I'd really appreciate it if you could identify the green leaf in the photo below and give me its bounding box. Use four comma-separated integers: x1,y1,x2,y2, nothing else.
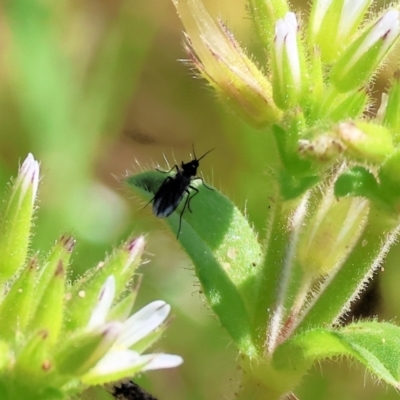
279,171,320,200
126,171,261,357
334,166,379,199
274,321,400,387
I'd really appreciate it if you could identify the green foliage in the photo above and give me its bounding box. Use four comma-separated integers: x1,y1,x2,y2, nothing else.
275,321,400,387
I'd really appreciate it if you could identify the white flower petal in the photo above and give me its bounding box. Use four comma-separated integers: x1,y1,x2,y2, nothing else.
345,10,400,73
14,153,40,208
275,12,301,90
142,353,184,371
311,0,333,36
117,300,171,348
89,350,182,379
339,0,371,40
284,13,300,88
87,275,116,330
92,349,144,375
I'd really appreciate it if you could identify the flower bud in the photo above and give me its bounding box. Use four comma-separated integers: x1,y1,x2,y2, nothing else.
173,0,282,127
272,12,308,109
308,0,372,62
298,189,369,277
0,154,39,282
334,121,394,163
331,9,400,92
381,71,400,134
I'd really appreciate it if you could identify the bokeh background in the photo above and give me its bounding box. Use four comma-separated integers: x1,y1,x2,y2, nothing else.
1,0,400,399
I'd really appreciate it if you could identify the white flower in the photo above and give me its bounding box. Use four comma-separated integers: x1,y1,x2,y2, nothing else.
82,276,183,384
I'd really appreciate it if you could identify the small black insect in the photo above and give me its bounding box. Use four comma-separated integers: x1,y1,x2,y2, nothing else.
151,147,213,238
112,380,157,400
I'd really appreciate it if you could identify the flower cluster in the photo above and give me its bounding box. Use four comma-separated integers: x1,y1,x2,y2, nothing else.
150,1,400,399
173,0,400,205
0,154,182,400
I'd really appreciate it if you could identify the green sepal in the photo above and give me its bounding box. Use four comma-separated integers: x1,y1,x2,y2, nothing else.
330,10,399,93
379,149,400,205
247,0,289,46
293,211,398,333
108,282,140,322
54,325,119,376
307,47,324,121
383,72,400,136
274,321,400,387
308,0,371,63
0,257,37,340
14,330,52,383
0,341,11,373
298,195,369,277
336,121,394,164
0,172,36,283
126,171,260,357
327,89,369,121
29,261,66,344
65,237,144,331
31,235,74,317
334,166,379,200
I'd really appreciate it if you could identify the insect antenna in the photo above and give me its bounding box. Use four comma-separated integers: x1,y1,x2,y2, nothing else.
197,148,214,161
191,144,215,162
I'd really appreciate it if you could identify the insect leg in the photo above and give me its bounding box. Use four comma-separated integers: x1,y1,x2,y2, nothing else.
187,186,199,213
156,164,180,174
193,177,213,191
177,191,191,239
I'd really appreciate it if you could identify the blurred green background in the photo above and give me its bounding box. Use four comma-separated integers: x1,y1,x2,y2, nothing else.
1,0,399,399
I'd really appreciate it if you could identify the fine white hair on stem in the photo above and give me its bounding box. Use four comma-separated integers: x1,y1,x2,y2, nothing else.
266,191,311,354
333,222,400,324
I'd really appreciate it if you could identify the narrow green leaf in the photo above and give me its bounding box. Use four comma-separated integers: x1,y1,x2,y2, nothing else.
334,166,380,200
274,321,400,387
126,171,261,357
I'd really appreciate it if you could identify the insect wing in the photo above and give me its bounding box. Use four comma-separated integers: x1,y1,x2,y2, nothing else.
152,175,187,217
